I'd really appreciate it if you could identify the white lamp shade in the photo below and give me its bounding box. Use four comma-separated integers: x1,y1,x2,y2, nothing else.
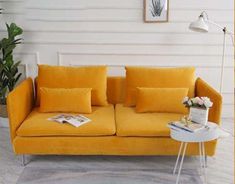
189,16,209,33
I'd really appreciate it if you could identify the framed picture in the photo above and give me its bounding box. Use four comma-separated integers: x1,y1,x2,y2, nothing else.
144,0,169,23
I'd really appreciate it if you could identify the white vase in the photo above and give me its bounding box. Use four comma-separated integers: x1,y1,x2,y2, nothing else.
189,107,209,125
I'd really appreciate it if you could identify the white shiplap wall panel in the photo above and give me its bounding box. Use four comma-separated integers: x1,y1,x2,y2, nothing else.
0,0,233,118
14,52,39,78
19,33,235,46
25,0,233,10
1,22,233,34
25,9,233,22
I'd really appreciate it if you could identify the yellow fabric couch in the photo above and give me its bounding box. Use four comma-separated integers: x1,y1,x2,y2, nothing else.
7,75,222,156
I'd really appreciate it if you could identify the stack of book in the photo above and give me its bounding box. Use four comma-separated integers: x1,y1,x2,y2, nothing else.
168,121,205,133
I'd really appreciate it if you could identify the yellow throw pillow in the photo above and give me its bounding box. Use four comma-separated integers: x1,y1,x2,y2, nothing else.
37,65,108,106
125,67,195,106
39,88,92,113
136,88,189,114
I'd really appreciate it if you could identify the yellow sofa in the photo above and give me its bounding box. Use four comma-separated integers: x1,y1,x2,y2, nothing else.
7,72,222,157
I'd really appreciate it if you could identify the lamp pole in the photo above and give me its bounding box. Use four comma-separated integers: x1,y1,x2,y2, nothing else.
219,27,227,94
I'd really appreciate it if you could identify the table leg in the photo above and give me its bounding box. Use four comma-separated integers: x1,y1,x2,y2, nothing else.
173,142,184,174
176,142,188,184
199,142,203,175
202,142,207,184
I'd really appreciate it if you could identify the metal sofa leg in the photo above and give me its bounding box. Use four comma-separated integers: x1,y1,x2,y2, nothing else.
21,155,26,166
205,155,208,168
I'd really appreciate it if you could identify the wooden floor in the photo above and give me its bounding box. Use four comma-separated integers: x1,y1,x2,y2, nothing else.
0,118,233,184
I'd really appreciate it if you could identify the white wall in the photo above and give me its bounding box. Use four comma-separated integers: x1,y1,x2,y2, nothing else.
0,0,234,118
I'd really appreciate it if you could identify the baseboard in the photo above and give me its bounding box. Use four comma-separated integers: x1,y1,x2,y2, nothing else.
0,118,9,128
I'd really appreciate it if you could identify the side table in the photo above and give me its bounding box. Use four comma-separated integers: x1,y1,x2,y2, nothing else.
170,122,220,184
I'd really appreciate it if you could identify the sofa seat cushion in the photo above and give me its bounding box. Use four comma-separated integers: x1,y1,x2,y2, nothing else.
17,105,115,137
115,104,185,137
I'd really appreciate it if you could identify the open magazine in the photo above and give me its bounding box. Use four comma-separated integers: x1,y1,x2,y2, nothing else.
168,121,205,133
48,114,91,128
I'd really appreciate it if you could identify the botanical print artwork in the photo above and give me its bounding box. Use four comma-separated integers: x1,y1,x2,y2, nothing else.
150,0,165,17
144,0,168,22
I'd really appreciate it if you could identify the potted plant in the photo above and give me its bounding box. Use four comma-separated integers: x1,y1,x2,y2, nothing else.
0,23,23,117
182,96,213,125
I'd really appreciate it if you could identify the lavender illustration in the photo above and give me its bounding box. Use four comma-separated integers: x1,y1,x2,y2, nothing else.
150,0,165,17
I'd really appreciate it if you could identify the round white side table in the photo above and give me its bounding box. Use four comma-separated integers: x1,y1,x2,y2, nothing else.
170,121,220,184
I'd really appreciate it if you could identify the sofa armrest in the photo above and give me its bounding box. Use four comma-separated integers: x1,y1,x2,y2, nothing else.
195,78,222,125
7,78,34,142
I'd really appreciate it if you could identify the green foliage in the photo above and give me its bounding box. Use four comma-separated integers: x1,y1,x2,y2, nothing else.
0,23,23,105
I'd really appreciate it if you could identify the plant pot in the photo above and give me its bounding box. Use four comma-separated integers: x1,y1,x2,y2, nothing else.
0,104,8,118
189,107,209,125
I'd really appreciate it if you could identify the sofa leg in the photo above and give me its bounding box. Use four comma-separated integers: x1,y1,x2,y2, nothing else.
205,155,207,168
21,155,26,167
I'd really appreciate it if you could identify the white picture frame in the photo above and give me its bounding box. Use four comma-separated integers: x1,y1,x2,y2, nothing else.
144,0,169,23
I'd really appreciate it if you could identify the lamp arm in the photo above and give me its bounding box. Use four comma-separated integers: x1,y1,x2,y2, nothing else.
205,19,234,46
206,20,225,31
201,11,234,35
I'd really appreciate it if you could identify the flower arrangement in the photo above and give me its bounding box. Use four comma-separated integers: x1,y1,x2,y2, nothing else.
182,96,213,109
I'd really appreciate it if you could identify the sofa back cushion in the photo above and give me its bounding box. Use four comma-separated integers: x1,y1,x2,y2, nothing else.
125,67,196,106
107,77,126,104
39,87,92,113
37,65,108,106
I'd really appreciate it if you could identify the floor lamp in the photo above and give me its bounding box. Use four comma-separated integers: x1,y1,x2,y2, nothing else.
189,11,234,94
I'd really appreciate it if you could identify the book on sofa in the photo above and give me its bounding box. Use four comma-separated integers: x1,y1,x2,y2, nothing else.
48,114,91,127
168,121,205,133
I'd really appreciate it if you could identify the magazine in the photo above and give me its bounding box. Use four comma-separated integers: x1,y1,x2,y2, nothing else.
48,114,91,128
168,121,205,133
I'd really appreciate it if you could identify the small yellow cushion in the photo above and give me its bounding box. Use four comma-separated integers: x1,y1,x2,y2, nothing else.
39,88,92,113
37,65,108,106
136,88,188,114
125,67,195,106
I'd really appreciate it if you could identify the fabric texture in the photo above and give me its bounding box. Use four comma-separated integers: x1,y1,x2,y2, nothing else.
195,78,222,124
17,105,115,137
13,136,216,156
115,104,185,137
136,88,188,114
107,77,126,104
39,87,92,113
37,65,108,106
7,78,34,142
125,67,196,106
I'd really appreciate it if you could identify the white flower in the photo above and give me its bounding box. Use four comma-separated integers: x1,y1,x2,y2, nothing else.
204,100,213,108
201,97,210,101
191,97,198,104
182,96,189,103
201,97,213,108
187,100,192,106
197,98,204,105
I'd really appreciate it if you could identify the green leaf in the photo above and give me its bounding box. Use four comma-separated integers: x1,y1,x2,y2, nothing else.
0,23,23,98
8,23,23,38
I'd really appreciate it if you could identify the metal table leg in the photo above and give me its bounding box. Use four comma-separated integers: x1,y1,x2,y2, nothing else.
176,142,188,184
202,142,207,184
173,142,184,174
199,142,203,175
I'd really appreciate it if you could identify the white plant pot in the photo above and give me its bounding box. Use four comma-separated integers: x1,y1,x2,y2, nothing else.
189,107,209,125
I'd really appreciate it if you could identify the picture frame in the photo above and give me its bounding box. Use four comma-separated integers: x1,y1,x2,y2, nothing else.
144,0,169,23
